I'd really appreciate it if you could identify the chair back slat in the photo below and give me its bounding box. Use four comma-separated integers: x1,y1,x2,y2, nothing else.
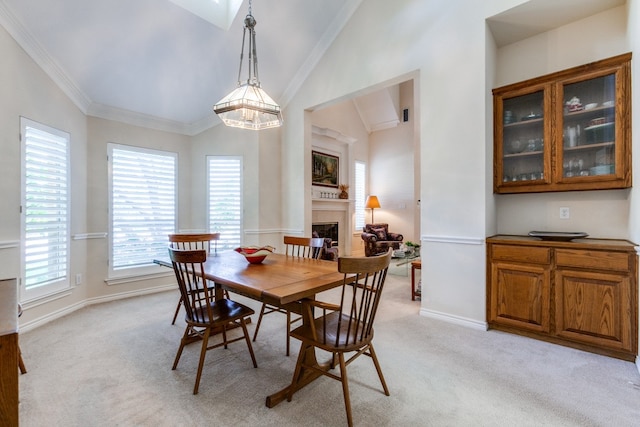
332,250,392,347
284,235,324,259
169,233,220,255
169,248,212,324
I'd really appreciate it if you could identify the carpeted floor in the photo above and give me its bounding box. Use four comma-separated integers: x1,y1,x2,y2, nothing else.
18,274,640,426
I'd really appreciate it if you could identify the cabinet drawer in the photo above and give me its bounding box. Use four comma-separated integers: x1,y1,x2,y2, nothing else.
491,245,550,264
556,249,630,272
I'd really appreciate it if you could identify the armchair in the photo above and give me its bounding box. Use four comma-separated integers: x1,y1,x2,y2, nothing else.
361,223,403,257
312,231,339,261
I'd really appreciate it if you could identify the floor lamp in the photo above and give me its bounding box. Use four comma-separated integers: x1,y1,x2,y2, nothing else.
365,195,381,223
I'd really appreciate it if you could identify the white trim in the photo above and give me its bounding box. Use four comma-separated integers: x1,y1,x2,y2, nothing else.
280,0,363,107
19,285,175,333
421,235,485,245
0,241,20,249
420,308,488,331
73,233,107,240
105,271,174,286
0,3,91,113
244,228,291,235
20,287,72,309
311,125,357,144
636,355,640,375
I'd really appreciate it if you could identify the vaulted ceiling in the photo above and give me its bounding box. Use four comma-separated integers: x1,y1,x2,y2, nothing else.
0,0,626,135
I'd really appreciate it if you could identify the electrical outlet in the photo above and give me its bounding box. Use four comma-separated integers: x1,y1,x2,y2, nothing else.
559,207,570,219
75,273,82,285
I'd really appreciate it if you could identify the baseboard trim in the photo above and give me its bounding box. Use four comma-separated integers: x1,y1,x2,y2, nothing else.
19,284,175,333
419,307,488,331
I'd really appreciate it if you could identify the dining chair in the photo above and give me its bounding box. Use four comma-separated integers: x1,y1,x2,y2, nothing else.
252,235,324,356
286,249,392,427
18,304,26,374
169,247,257,394
168,233,223,325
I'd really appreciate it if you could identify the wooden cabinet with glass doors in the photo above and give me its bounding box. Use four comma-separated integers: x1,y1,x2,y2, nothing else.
493,53,631,194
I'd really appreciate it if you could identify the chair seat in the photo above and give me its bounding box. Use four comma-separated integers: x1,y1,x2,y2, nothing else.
290,311,372,353
190,299,255,325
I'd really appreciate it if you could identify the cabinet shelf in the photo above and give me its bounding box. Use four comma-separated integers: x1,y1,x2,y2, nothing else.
493,53,631,193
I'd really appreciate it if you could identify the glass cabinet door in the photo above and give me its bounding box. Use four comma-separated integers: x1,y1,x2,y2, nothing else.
559,73,617,180
500,90,546,184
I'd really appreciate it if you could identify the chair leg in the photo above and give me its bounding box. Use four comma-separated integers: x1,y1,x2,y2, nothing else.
367,343,390,396
285,311,291,356
193,327,212,395
338,353,353,427
239,319,258,368
172,326,190,370
18,346,27,374
171,295,183,325
252,303,267,342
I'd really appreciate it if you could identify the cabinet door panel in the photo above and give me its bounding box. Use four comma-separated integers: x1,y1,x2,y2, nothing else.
490,262,550,332
555,269,632,352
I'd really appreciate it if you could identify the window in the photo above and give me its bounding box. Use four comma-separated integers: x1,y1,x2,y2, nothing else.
354,161,366,230
207,156,242,250
21,117,70,300
108,144,177,276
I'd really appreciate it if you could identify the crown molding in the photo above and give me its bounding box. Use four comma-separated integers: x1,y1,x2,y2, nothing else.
87,103,221,136
0,3,222,136
280,0,363,108
0,2,91,113
312,125,357,144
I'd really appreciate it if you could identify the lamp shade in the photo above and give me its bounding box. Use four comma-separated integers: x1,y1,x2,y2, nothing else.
365,195,381,209
213,83,283,130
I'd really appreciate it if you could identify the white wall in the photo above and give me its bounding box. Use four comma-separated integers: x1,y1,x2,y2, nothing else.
85,117,190,300
190,122,284,249
283,0,498,327
0,23,89,324
494,6,632,239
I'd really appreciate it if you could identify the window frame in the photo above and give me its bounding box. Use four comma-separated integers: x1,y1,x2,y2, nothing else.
20,117,71,302
354,160,366,231
107,143,178,279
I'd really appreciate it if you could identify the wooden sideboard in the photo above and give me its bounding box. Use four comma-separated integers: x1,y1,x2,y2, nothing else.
486,235,638,361
0,278,19,426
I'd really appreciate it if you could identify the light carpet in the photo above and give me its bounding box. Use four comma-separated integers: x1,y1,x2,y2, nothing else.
18,274,640,426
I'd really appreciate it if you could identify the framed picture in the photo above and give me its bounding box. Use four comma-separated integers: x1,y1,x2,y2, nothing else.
312,150,339,188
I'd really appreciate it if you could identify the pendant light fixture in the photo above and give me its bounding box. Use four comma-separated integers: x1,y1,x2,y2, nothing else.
213,0,283,130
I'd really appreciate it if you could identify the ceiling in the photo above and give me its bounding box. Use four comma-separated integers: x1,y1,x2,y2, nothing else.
487,0,626,47
0,0,362,134
0,0,627,135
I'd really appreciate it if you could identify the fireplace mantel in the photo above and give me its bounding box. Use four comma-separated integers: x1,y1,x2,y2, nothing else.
312,198,352,210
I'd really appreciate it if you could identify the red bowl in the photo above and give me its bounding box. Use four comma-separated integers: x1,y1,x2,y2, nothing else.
234,246,274,264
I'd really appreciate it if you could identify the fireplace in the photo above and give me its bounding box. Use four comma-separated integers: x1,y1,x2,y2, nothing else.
312,222,338,246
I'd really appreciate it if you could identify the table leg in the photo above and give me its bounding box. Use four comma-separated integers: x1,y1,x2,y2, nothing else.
265,344,328,407
265,297,327,408
411,264,416,301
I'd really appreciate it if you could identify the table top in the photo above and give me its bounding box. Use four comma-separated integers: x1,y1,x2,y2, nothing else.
158,250,346,306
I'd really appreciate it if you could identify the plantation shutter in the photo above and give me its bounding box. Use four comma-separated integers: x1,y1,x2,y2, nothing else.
109,145,176,269
22,120,70,292
354,161,366,230
207,156,242,250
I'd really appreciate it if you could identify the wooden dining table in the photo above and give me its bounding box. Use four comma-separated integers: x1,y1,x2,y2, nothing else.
155,249,349,407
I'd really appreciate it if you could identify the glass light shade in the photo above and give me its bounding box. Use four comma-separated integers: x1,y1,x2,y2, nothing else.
213,83,283,130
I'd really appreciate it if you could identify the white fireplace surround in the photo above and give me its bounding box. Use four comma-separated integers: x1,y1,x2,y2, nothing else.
312,198,352,256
